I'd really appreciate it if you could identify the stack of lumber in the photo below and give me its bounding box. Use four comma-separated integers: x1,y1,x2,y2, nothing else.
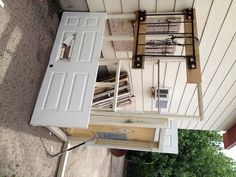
93,72,133,108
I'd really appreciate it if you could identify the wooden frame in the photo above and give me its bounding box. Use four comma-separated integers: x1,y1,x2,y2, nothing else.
98,10,204,120
45,10,204,142
33,10,204,177
67,128,167,153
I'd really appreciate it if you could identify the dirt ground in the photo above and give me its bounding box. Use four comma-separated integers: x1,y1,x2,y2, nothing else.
65,146,125,177
0,1,124,177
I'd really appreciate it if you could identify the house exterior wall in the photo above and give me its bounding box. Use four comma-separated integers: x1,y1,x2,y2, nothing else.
85,0,236,131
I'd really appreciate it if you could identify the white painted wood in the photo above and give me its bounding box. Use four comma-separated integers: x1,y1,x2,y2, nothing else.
47,127,68,142
156,0,177,114
141,69,145,111
140,0,156,12
178,84,196,129
195,66,236,130
174,0,193,11
103,0,123,74
158,128,167,151
187,0,233,129
130,69,143,111
143,65,153,111
156,0,175,12
112,60,121,111
169,62,186,114
154,128,160,142
87,0,115,70
202,81,236,130
90,115,169,128
163,63,178,101
197,84,204,120
164,16,184,121
172,0,211,128
201,64,236,129
171,0,194,129
185,0,220,129
106,13,135,20
198,36,236,128
217,106,236,131
158,62,166,89
30,12,106,128
208,71,236,130
210,97,236,130
199,0,232,68
57,142,70,177
185,0,230,119
91,110,200,120
121,0,139,13
104,0,122,13
102,22,116,60
178,85,196,114
104,34,171,41
86,0,105,11
99,57,186,64
193,0,213,38
181,84,204,129
190,0,236,130
201,1,236,95
158,121,178,154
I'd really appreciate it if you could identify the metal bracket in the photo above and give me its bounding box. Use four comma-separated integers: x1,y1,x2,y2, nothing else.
184,8,193,20
133,55,143,68
187,57,197,69
139,10,146,21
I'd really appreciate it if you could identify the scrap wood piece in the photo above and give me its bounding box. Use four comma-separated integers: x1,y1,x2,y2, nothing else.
184,8,201,83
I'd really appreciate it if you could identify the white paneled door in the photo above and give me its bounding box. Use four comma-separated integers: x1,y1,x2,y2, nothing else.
30,12,106,128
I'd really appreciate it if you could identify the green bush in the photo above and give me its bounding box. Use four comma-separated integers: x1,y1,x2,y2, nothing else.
125,130,236,177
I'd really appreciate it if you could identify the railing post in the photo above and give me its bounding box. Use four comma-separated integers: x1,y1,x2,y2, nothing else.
112,60,122,112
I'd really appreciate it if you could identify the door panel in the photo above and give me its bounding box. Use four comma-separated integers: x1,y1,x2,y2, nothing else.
43,72,66,110
30,12,106,128
162,121,178,154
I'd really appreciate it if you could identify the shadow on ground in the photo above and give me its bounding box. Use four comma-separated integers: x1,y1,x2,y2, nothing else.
0,0,60,141
0,1,63,176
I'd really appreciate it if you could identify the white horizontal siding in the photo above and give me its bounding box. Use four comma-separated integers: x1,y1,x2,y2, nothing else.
86,0,236,131
188,0,236,130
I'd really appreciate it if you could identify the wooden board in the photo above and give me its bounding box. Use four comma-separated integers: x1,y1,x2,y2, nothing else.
65,124,156,142
132,11,146,68
184,9,201,83
96,138,158,149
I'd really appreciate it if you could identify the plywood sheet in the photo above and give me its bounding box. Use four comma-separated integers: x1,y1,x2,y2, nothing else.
65,124,156,142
